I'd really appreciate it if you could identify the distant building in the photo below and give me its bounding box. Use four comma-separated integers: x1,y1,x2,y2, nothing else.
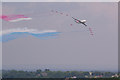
36,74,41,77
85,75,89,78
89,72,93,78
71,76,77,78
41,72,47,77
94,75,103,78
111,74,119,78
89,72,92,76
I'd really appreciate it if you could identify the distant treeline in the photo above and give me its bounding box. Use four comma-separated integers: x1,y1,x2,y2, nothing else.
2,69,119,78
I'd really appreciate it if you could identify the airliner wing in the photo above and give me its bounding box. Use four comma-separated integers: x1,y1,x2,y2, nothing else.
82,23,87,26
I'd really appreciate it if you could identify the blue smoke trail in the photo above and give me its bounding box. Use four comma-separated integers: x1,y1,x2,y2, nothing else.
0,29,61,42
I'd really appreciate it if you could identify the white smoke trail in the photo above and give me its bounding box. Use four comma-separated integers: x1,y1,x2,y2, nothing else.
0,28,57,36
8,18,32,22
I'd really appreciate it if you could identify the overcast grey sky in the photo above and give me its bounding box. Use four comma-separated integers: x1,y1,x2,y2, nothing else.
2,2,118,71
1,0,119,2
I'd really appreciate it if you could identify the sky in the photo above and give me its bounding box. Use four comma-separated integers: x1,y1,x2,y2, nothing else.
1,0,119,2
1,2,118,72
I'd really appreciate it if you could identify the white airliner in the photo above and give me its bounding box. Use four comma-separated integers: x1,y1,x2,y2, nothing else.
72,17,87,26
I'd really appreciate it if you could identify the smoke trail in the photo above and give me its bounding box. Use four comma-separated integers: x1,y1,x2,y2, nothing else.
0,28,60,42
0,15,32,22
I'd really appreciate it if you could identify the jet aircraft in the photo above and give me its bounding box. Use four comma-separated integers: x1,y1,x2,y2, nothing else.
72,17,87,26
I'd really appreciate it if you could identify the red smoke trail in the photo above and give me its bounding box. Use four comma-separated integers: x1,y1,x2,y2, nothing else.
89,27,94,35
51,10,69,17
66,14,68,16
0,15,32,22
70,24,73,26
